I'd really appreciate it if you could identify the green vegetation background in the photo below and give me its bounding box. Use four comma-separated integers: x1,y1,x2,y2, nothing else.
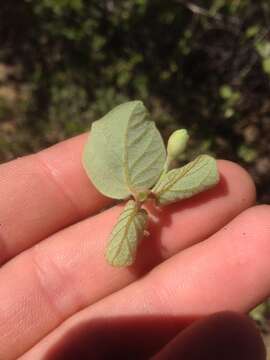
0,0,270,203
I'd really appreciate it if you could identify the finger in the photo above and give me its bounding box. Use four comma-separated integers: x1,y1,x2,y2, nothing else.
21,205,270,360
0,134,111,264
152,312,266,360
0,161,255,359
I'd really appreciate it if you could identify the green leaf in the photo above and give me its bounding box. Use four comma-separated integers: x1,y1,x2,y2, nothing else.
263,58,270,75
219,85,233,99
106,200,148,267
152,155,219,205
83,101,166,199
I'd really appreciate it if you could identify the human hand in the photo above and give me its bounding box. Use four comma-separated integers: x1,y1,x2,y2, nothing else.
0,134,267,359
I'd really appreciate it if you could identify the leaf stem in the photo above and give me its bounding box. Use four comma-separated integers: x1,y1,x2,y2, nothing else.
156,154,173,185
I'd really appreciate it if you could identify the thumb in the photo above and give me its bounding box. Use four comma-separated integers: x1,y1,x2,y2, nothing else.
152,311,266,360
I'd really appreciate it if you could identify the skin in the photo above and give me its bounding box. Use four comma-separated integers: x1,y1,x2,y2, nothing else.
0,133,267,359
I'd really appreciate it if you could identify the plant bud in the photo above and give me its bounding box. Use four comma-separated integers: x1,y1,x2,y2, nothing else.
167,129,189,158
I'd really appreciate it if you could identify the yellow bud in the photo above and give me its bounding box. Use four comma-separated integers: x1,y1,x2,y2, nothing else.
167,129,189,158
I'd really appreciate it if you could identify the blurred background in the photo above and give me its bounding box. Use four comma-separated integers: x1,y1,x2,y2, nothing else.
1,0,270,202
1,0,270,351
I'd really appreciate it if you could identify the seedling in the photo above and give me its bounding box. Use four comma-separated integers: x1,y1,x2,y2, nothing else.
83,101,219,267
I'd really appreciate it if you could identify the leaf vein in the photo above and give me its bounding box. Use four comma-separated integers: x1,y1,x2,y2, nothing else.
111,206,138,264
157,156,210,195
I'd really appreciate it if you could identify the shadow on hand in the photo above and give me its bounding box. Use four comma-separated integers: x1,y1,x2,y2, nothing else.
155,311,266,360
43,311,265,360
43,314,197,360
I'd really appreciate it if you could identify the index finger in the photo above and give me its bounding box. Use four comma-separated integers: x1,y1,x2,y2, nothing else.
0,134,111,264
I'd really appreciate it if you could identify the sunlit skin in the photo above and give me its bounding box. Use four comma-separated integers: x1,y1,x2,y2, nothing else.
0,133,268,359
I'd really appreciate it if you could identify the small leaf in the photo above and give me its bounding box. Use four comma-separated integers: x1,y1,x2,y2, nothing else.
82,101,166,199
106,200,148,267
152,155,219,205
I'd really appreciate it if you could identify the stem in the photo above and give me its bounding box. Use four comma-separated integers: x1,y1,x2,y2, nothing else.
134,199,142,210
157,154,173,184
133,189,150,206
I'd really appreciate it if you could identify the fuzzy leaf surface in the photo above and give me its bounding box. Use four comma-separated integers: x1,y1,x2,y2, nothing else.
152,155,219,205
83,101,166,199
106,200,148,267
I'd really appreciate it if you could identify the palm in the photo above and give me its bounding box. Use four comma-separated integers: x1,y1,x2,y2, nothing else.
0,134,267,359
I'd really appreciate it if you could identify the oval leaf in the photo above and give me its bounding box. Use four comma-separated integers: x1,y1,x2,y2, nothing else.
106,200,148,267
152,155,219,205
82,101,166,199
